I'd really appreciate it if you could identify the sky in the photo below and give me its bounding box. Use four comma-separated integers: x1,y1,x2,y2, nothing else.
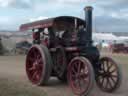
0,0,128,32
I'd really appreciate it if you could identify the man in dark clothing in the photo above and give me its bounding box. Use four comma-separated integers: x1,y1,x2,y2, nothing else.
62,30,72,46
77,25,87,46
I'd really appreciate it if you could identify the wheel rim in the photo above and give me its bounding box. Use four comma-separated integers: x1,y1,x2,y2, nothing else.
26,47,44,84
97,57,120,92
68,58,91,95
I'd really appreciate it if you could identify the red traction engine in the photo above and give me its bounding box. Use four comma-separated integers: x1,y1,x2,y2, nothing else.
20,6,122,96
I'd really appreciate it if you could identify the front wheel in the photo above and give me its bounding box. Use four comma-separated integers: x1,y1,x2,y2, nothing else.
67,56,94,96
96,57,122,92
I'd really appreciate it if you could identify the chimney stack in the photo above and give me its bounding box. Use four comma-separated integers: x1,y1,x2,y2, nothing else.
84,6,93,46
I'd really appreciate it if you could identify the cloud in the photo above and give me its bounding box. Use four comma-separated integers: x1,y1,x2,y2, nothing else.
111,12,128,20
0,15,31,30
95,0,128,14
88,0,128,32
0,0,128,32
56,0,90,4
0,0,33,9
0,16,11,23
10,0,33,9
0,0,13,7
0,16,18,30
94,15,128,32
29,16,48,22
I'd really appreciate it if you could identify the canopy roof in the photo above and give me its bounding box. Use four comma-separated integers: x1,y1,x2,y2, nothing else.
20,16,85,31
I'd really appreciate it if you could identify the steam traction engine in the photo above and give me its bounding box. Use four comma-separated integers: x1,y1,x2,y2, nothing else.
20,6,122,96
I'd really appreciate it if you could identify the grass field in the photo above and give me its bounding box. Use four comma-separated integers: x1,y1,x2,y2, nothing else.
0,53,127,96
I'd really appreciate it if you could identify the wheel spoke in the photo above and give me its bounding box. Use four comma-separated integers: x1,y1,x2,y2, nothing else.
108,78,113,88
80,72,88,78
78,61,81,73
111,74,118,78
101,77,105,85
101,61,105,72
108,63,113,70
71,74,76,79
38,63,43,68
29,66,35,71
32,49,36,57
35,73,40,80
105,61,109,72
110,68,117,73
37,64,43,75
36,55,40,60
106,60,109,67
78,79,81,90
37,58,43,65
74,79,79,89
83,65,88,73
107,61,111,72
105,77,110,88
32,71,38,80
109,76,116,84
72,67,77,74
83,78,89,84
74,62,78,70
28,57,35,62
103,61,105,69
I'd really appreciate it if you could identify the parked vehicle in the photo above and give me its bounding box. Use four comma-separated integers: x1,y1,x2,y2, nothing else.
15,41,32,54
111,43,128,53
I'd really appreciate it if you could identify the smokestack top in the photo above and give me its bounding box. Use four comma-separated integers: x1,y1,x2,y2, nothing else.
84,6,93,11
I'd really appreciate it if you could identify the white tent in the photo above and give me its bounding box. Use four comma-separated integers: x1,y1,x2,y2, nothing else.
93,33,118,42
118,36,128,41
92,32,118,48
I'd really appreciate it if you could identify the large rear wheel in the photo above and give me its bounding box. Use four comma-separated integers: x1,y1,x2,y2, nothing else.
26,44,52,85
67,56,94,96
55,46,67,82
96,57,122,92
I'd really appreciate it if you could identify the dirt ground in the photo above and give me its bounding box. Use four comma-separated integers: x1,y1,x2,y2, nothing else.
0,54,127,96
